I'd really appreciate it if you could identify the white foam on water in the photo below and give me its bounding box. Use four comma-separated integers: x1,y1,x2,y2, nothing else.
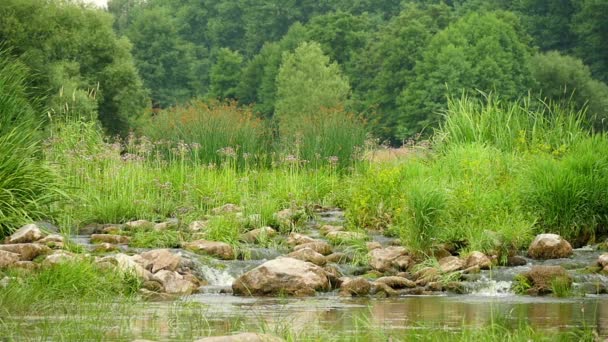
470,280,514,297
198,264,235,286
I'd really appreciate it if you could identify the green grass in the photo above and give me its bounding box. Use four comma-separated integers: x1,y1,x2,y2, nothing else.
0,50,63,238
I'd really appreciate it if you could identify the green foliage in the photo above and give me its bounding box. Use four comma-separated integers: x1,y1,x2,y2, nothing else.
353,3,451,143
138,100,269,167
398,11,535,138
209,48,243,100
0,0,148,133
551,276,574,298
439,95,587,153
512,274,532,295
129,229,182,248
572,0,608,83
275,41,351,120
530,51,608,130
399,181,446,252
0,52,62,237
519,136,608,243
0,260,140,310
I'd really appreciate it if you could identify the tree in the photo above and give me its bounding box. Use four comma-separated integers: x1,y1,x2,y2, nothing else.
572,0,608,83
0,0,148,133
397,11,535,138
126,6,198,108
209,48,243,100
352,3,451,143
275,41,351,123
531,51,608,130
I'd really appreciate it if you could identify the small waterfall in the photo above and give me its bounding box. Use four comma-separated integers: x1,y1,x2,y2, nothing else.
198,264,235,286
467,275,513,296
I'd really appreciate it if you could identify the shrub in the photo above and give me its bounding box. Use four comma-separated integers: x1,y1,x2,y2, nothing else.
0,51,62,237
137,100,269,167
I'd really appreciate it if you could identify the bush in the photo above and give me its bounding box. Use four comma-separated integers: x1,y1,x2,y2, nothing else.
0,51,62,237
137,100,269,167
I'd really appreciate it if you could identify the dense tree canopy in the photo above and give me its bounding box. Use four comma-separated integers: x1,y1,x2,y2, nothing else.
1,0,607,142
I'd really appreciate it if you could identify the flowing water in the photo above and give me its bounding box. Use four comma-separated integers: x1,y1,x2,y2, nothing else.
41,211,608,339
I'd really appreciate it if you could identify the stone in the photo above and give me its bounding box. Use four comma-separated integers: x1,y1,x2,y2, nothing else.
139,288,176,301
42,251,78,266
439,256,465,273
90,234,130,245
0,250,20,268
366,242,382,250
426,282,443,292
232,257,330,296
101,225,122,234
374,276,416,289
326,252,351,264
37,234,65,249
598,253,608,268
97,253,150,280
323,264,342,287
527,234,573,260
392,255,414,271
371,282,398,297
143,279,164,292
320,225,343,235
414,267,440,286
275,208,305,226
339,277,371,296
125,220,153,229
188,220,209,232
194,333,285,342
368,246,408,272
507,255,527,266
286,233,315,247
0,243,51,261
288,247,326,266
211,203,241,215
152,270,197,295
465,251,492,270
240,227,277,243
139,249,181,273
430,247,452,260
154,219,179,231
293,241,332,256
7,224,44,244
184,240,235,260
520,265,572,295
12,261,38,271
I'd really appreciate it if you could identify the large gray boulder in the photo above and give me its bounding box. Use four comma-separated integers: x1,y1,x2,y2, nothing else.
232,257,330,296
528,234,573,260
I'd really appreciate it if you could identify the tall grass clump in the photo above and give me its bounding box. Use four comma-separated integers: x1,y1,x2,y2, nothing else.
279,107,368,169
0,51,62,237
137,100,269,167
519,135,608,244
439,94,587,153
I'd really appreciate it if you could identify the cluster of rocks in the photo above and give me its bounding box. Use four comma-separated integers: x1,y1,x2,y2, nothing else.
96,249,205,298
0,223,68,271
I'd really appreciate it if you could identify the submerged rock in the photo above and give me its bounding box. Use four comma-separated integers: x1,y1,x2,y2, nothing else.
528,234,573,260
288,247,326,266
194,333,285,342
6,224,44,244
184,240,235,260
339,277,371,296
320,225,343,235
368,246,408,272
374,276,416,289
0,243,51,261
232,257,330,296
518,265,572,295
